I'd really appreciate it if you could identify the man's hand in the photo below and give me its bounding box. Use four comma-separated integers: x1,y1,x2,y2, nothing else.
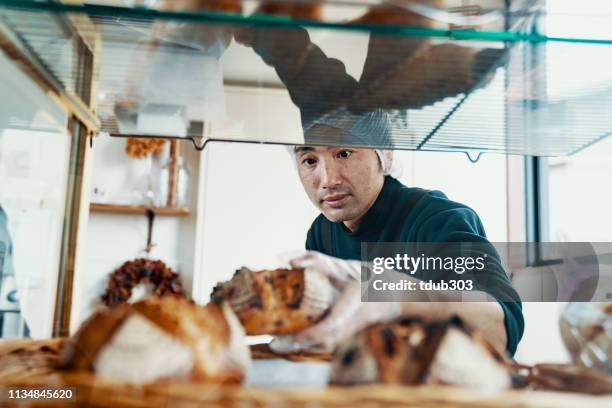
270,251,401,353
291,282,401,352
271,251,508,355
287,250,361,289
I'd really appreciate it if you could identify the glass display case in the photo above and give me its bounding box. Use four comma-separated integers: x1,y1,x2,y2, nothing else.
1,1,612,406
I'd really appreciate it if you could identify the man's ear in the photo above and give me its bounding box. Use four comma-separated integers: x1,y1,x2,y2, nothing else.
376,149,397,177
381,150,394,174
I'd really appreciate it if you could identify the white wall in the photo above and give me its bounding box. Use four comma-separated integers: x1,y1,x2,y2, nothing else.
194,86,315,301
515,303,570,365
73,136,194,329
196,142,318,302
79,212,184,323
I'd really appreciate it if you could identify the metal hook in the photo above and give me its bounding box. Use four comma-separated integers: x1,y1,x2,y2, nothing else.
143,209,156,254
189,136,207,151
464,151,484,163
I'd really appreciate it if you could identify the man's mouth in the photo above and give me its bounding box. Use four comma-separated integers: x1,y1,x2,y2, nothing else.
322,194,350,209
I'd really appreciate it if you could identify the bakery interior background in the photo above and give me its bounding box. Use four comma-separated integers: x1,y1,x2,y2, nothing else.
0,0,611,372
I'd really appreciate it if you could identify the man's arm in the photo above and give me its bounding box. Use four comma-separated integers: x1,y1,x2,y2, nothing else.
411,206,524,355
236,26,358,125
393,285,507,353
361,260,508,353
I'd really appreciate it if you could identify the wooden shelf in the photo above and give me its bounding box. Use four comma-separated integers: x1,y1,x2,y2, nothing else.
90,203,190,216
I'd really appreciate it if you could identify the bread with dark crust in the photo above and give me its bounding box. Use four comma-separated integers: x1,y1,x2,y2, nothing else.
256,2,322,20
158,0,242,13
101,258,184,307
211,267,334,335
331,316,512,391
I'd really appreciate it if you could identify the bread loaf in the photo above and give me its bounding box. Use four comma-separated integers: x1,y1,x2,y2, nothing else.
331,316,511,391
60,296,250,384
211,267,334,335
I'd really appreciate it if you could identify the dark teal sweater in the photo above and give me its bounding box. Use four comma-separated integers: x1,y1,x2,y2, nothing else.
305,176,524,356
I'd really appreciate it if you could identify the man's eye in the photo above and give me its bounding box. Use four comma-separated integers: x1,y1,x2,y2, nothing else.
337,150,352,159
302,158,317,166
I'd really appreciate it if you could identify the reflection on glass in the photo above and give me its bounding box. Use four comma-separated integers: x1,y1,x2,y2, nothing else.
235,18,505,148
8,0,610,155
0,52,70,339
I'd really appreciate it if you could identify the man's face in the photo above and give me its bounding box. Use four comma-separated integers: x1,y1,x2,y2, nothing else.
295,138,385,230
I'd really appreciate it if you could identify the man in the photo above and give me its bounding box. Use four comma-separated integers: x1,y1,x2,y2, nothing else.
278,109,524,356
237,24,522,355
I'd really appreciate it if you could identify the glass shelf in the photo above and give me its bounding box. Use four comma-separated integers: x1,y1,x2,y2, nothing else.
1,0,611,157
2,0,612,44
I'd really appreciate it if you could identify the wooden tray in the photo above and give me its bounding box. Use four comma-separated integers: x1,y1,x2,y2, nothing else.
0,338,610,408
250,343,332,362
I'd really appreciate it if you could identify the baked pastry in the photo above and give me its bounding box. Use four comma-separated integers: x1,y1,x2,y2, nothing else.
59,296,250,384
158,0,242,13
101,258,184,307
211,267,334,335
351,1,446,27
256,1,322,20
350,1,440,94
350,42,505,112
331,316,512,391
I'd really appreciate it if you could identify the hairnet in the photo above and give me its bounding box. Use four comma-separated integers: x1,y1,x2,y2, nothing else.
288,108,401,177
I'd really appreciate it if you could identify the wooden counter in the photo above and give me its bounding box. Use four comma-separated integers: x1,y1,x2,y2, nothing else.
0,338,610,408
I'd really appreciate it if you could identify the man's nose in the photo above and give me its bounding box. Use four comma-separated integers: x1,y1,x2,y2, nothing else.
319,158,341,189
